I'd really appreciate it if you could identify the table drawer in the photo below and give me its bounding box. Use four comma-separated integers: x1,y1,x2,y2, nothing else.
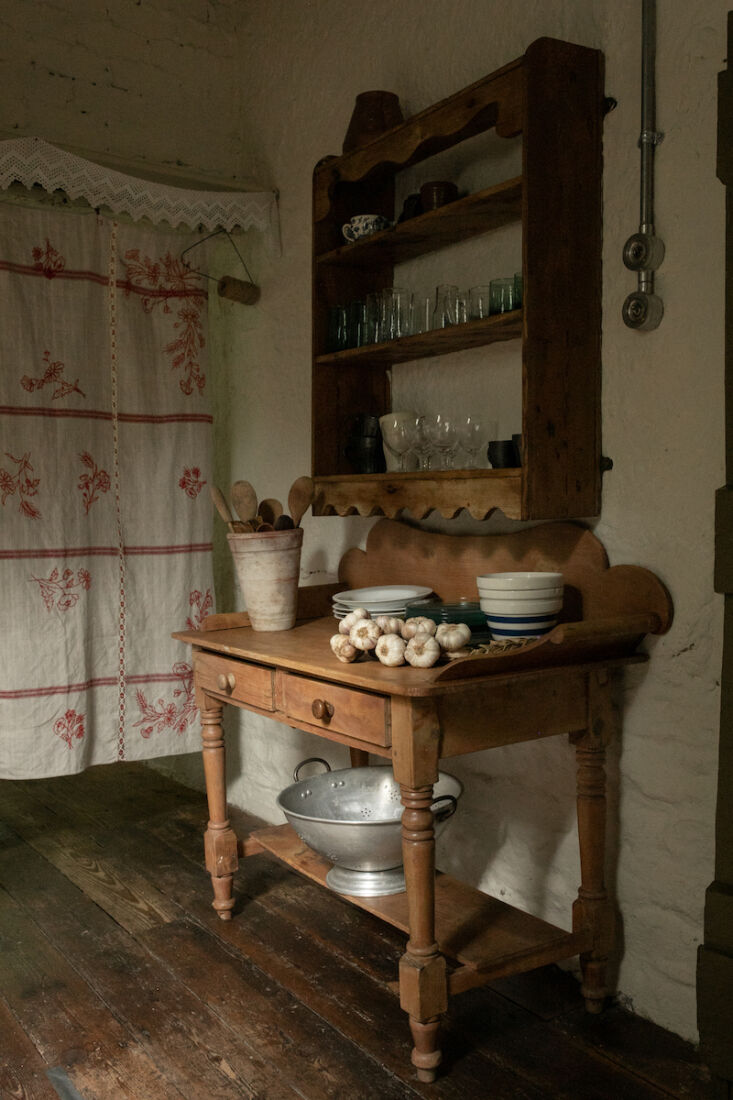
195,651,275,711
282,673,390,747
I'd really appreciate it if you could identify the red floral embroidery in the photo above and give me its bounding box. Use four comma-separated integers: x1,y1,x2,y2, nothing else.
54,709,85,749
187,588,213,630
32,238,66,278
123,249,206,397
0,451,41,518
78,451,111,513
179,466,205,499
31,567,91,612
21,350,85,399
133,661,196,739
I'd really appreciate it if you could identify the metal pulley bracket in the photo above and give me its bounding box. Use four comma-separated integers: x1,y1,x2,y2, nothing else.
623,0,665,331
621,289,664,331
180,228,260,306
623,231,666,272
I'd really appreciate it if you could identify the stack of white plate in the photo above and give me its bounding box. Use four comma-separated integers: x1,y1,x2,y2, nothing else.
332,584,433,620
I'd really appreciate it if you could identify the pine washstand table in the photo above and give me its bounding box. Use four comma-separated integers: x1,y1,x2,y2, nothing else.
173,519,672,1082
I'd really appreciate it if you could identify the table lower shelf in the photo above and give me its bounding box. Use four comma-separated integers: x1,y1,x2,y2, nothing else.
248,824,592,992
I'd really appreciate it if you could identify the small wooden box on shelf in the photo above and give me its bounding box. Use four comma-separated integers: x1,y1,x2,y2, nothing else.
311,36,605,521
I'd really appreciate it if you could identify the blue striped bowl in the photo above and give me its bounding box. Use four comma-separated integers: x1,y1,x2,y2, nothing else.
483,609,560,640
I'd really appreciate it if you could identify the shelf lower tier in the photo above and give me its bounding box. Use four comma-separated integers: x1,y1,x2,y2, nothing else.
313,469,523,520
249,824,591,984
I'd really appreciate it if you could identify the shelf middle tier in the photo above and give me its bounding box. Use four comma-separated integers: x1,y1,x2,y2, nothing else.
317,311,522,367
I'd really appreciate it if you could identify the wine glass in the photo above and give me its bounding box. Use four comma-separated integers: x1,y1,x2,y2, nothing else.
379,413,417,471
455,416,496,469
412,415,434,470
423,413,457,469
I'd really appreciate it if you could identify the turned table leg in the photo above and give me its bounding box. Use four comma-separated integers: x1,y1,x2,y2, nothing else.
392,695,447,1083
572,669,616,1012
200,698,239,919
400,782,447,1082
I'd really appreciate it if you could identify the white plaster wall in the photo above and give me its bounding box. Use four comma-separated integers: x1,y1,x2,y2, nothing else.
1,0,726,1047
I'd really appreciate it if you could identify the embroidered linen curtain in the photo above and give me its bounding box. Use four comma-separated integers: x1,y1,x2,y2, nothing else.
0,202,215,778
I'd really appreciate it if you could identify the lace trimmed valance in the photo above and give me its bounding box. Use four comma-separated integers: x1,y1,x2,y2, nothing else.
0,137,278,235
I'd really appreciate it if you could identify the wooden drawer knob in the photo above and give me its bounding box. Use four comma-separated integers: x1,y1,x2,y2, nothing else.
217,672,236,693
311,698,334,722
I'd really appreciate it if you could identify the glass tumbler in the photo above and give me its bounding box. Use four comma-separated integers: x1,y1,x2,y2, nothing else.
489,277,516,314
469,285,491,320
432,284,459,328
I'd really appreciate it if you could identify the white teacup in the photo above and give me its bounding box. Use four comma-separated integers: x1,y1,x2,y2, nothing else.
342,214,391,242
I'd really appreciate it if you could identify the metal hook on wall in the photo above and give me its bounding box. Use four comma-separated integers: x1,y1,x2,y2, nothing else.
622,0,665,331
181,227,261,306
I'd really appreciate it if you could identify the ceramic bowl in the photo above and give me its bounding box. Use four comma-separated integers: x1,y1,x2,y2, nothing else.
479,594,563,616
342,214,392,242
482,608,560,640
476,571,564,590
477,586,564,601
479,584,563,640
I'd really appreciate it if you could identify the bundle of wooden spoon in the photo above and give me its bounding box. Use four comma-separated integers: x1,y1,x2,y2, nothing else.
210,476,314,534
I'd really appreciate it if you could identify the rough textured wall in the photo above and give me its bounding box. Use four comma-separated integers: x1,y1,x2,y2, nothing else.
1,0,726,1047
0,0,253,185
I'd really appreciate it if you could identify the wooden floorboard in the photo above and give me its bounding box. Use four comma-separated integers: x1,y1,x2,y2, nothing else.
0,762,716,1100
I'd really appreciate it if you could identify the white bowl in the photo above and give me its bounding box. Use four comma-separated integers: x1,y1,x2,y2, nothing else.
480,595,563,616
484,608,559,640
477,585,564,601
476,571,564,590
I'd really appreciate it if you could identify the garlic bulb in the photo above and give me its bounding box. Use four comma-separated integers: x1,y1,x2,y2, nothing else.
375,633,406,667
374,614,403,635
339,607,370,635
444,646,473,660
404,633,441,668
435,622,472,651
349,618,382,651
330,634,359,662
401,616,437,639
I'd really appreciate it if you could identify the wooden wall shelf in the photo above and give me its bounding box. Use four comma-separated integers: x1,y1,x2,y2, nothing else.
311,37,604,522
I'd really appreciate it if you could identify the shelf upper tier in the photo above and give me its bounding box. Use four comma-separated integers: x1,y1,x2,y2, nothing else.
315,178,523,267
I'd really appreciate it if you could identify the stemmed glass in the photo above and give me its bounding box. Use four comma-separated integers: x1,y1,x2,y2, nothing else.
455,416,496,469
412,415,434,470
379,413,417,471
423,413,457,469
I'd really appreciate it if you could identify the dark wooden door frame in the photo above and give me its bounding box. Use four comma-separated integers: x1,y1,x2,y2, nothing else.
697,13,733,1097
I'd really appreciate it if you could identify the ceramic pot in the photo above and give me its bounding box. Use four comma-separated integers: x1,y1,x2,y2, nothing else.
342,90,404,153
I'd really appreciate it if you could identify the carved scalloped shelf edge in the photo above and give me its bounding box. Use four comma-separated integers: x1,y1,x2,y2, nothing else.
313,472,523,521
313,66,523,221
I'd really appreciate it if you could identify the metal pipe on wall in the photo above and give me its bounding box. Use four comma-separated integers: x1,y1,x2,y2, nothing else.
622,0,665,330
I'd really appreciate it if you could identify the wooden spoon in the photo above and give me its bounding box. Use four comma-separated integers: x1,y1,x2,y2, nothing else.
231,480,258,525
288,475,314,527
210,486,247,532
258,498,283,526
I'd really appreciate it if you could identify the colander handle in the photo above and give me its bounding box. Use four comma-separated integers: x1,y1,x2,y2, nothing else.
431,794,458,822
293,757,332,782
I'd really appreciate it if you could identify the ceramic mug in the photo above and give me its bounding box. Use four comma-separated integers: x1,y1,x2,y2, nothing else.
342,214,391,242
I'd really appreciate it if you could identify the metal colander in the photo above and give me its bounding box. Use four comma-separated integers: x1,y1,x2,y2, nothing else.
277,758,462,897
